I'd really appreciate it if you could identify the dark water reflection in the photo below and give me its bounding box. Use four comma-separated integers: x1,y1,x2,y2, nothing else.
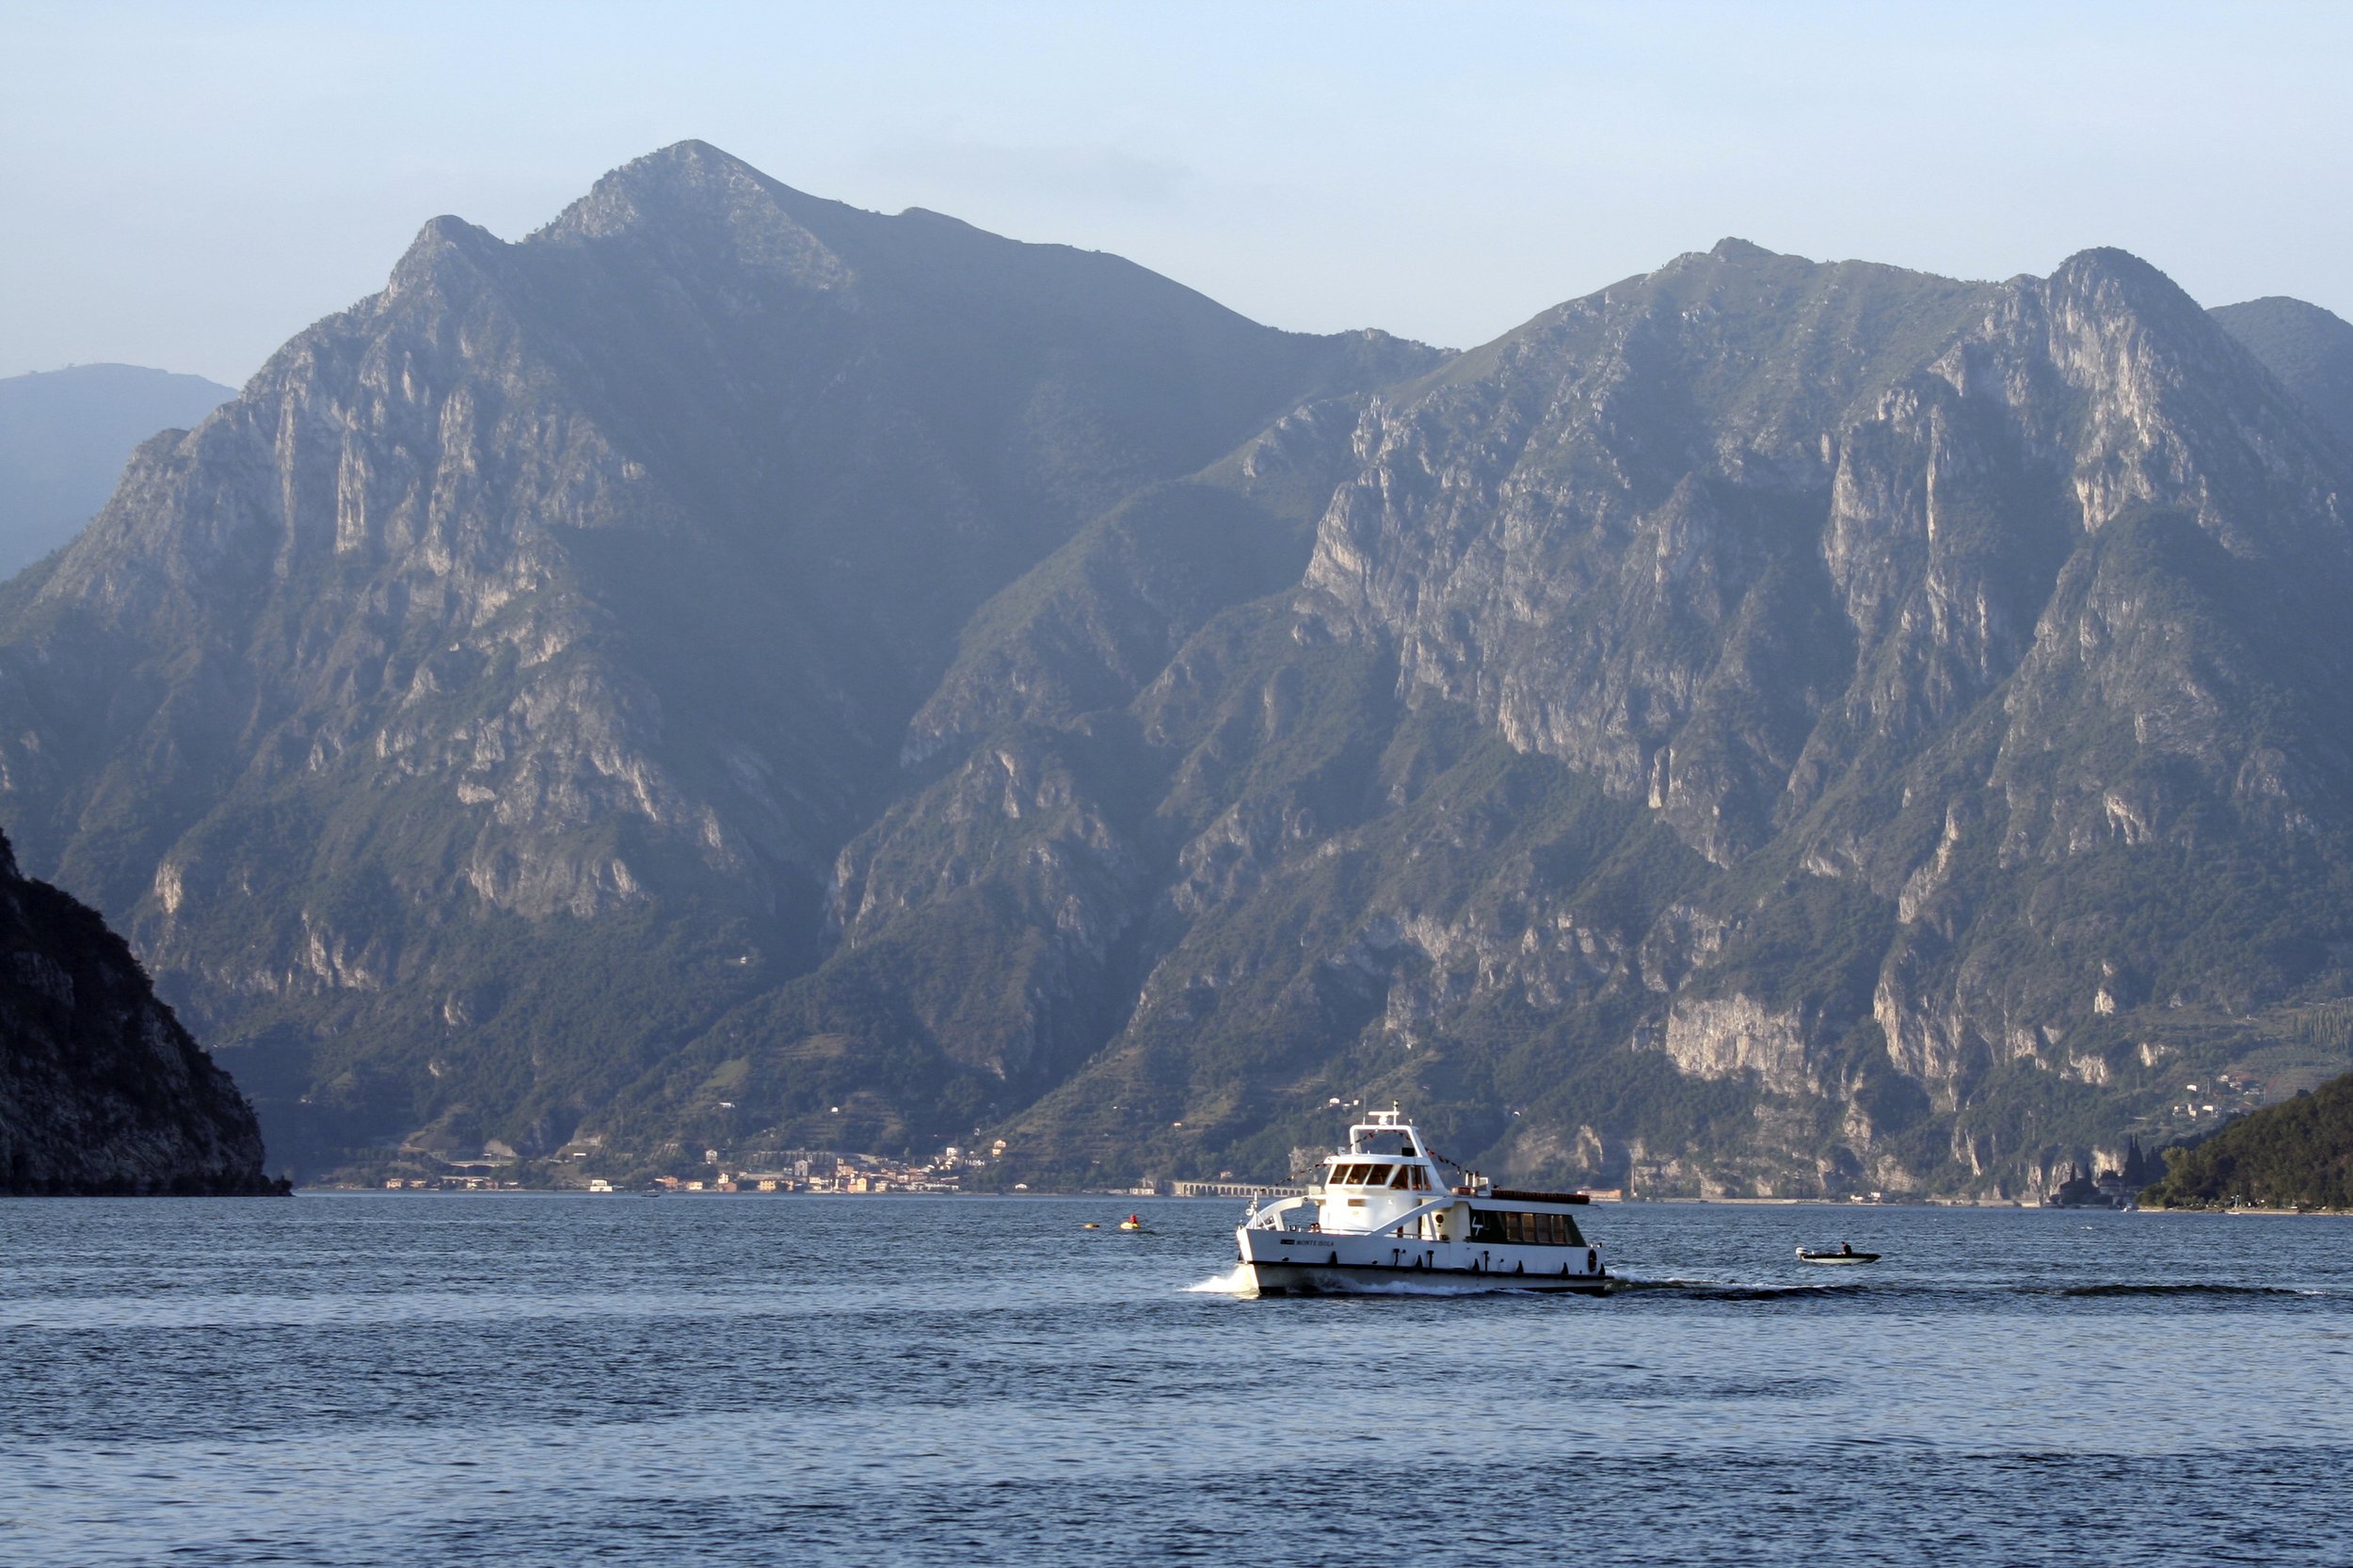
4,1194,2349,1564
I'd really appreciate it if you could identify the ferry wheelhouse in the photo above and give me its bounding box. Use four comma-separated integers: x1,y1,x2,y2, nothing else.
1235,1107,1607,1295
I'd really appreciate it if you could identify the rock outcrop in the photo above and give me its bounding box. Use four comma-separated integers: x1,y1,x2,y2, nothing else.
0,826,279,1194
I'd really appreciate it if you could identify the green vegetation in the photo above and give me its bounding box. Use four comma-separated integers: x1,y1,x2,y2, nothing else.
2143,1070,2353,1208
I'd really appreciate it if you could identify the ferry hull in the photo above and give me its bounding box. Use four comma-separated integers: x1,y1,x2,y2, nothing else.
1236,1224,1606,1297
1242,1259,1610,1297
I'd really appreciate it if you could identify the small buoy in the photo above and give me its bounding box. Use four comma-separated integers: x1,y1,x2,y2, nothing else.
1081,1223,1099,1229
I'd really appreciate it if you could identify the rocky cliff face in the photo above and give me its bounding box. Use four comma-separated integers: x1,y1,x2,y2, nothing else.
0,827,278,1194
4,147,2348,1196
769,241,2353,1195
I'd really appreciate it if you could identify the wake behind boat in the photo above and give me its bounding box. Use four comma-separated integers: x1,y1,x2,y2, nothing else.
1233,1106,1607,1295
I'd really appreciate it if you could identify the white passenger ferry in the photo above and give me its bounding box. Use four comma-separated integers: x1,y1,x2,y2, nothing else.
1235,1106,1607,1295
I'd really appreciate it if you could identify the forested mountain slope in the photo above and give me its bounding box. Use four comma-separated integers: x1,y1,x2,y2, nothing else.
2144,1068,2353,1208
2213,296,2353,452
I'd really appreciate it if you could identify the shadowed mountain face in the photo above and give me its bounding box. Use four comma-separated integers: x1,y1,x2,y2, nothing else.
0,827,278,1195
3,147,2350,1197
0,365,235,576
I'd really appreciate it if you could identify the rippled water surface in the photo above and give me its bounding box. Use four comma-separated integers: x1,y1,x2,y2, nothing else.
5,1194,2351,1565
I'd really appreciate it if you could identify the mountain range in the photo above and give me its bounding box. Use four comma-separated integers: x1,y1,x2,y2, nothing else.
3,141,2349,1196
0,364,236,577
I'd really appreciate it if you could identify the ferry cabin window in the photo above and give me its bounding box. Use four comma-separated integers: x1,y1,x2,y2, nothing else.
1387,1166,1414,1190
1470,1210,1584,1246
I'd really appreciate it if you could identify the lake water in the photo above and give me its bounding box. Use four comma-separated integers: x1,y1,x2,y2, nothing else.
3,1193,2349,1565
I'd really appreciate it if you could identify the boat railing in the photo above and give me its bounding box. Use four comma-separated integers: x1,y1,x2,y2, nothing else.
1244,1194,1317,1229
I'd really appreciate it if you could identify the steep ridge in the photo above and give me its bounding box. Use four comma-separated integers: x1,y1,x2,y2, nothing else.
0,826,278,1194
0,142,1435,1171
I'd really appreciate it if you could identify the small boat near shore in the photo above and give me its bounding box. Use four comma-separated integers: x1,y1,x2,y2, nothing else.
1796,1245,1879,1265
1233,1106,1607,1296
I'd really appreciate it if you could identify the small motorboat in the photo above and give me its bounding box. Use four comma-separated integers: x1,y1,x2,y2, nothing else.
1796,1245,1879,1265
1118,1214,1144,1231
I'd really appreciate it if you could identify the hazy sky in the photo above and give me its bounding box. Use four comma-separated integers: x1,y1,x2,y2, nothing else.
5,0,2349,386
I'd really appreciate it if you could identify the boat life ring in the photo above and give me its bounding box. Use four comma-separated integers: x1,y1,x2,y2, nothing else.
1586,1248,1598,1273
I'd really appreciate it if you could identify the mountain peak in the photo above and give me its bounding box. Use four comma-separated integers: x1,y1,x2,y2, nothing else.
537,139,834,248
604,138,765,191
2047,245,2185,304
2041,247,2229,349
383,214,504,301
1709,236,1777,262
2213,294,2353,449
2215,295,2353,336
